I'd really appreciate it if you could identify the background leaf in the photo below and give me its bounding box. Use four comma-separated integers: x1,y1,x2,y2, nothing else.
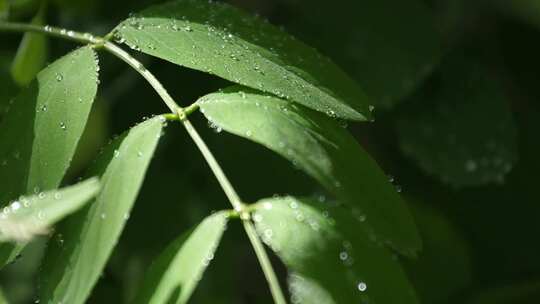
113,0,371,121
277,0,442,108
0,177,100,242
253,196,418,304
198,87,420,254
0,46,99,267
0,0,8,20
135,211,228,304
38,116,164,304
396,52,518,187
10,2,48,86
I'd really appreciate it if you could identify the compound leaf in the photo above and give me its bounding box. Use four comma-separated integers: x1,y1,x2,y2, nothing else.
113,0,371,121
39,116,165,304
198,88,420,254
253,196,418,304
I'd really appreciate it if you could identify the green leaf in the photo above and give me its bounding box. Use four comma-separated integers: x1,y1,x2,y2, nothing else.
10,3,49,86
0,177,100,242
198,88,420,254
135,211,228,304
39,116,164,304
253,196,418,304
279,0,442,108
402,197,472,303
113,0,371,121
0,46,99,267
396,53,518,187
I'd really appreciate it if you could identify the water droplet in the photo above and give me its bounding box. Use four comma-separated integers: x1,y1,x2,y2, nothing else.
38,192,45,199
55,73,63,82
339,251,349,261
184,25,193,32
137,151,143,158
41,105,47,112
253,213,263,222
10,201,21,211
59,122,67,130
264,229,273,238
465,160,477,172
100,213,106,220
357,282,367,292
245,130,253,137
54,192,62,200
123,213,130,220
113,149,120,158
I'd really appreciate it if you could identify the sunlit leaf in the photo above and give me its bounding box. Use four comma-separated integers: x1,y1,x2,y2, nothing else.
198,87,420,254
10,3,49,86
135,211,228,304
113,0,371,121
253,196,418,304
396,53,518,187
0,177,100,242
39,116,165,304
0,46,99,267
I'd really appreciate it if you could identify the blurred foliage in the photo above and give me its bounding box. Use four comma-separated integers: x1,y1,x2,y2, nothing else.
0,0,539,303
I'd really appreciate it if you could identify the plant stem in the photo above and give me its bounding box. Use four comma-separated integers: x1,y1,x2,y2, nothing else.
243,220,287,304
0,21,287,304
0,21,103,45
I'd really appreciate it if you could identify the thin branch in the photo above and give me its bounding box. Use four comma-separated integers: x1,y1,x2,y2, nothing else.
0,21,287,304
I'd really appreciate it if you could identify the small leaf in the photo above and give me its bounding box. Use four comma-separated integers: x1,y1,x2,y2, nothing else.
10,3,49,85
113,0,371,121
0,177,100,242
198,88,420,254
38,116,164,304
253,196,418,304
396,53,518,187
0,46,99,267
135,211,228,304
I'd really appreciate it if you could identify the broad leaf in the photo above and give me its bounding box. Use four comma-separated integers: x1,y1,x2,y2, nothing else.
278,0,441,108
396,54,517,187
10,3,48,85
135,211,228,304
253,196,418,304
0,46,99,267
0,177,100,242
113,0,371,121
198,88,420,254
39,116,164,304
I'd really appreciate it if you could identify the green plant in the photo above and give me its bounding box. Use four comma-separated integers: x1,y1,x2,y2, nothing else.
0,0,424,303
